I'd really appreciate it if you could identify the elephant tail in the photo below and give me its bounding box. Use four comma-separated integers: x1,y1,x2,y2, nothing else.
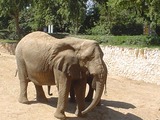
48,86,53,96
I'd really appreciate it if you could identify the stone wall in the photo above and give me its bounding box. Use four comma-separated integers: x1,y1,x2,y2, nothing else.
0,42,17,55
101,45,160,85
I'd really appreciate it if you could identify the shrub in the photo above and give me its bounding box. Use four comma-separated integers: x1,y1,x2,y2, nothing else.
86,24,109,35
75,35,160,47
110,23,143,35
107,36,125,45
147,35,160,45
123,36,148,46
0,30,9,39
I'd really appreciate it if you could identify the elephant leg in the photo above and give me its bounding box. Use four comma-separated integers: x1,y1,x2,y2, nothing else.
34,84,48,103
74,80,86,117
17,60,29,104
69,82,76,103
19,79,29,104
54,71,71,119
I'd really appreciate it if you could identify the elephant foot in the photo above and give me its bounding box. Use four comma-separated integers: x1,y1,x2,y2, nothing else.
18,97,29,104
37,97,48,103
54,111,66,120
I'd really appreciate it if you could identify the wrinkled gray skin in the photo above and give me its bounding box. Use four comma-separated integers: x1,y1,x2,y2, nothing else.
15,31,108,119
48,73,94,102
15,32,87,119
64,37,108,115
48,35,108,114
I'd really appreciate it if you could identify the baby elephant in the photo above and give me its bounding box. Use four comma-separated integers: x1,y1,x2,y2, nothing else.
69,74,94,103
48,73,101,105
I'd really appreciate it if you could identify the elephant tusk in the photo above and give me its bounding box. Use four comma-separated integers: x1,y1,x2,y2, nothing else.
82,81,104,115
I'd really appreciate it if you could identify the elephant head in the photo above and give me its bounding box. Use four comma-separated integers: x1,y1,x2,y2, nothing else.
77,41,108,115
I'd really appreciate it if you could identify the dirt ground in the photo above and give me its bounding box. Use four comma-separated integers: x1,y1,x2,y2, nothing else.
0,46,160,120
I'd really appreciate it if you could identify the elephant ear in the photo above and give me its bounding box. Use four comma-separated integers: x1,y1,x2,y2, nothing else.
52,50,81,79
53,55,67,73
53,50,70,73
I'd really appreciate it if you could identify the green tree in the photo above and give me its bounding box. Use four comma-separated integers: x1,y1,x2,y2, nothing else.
0,0,30,39
79,1,100,34
58,0,87,34
87,0,110,35
27,0,67,32
28,0,53,30
107,0,160,34
69,0,87,34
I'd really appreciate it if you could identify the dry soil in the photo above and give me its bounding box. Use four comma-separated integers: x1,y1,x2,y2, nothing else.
0,45,160,120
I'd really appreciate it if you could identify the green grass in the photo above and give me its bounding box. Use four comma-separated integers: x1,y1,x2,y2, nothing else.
73,34,160,49
0,39,18,43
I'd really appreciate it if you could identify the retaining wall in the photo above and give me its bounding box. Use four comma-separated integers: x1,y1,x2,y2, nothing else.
0,43,17,55
101,45,160,85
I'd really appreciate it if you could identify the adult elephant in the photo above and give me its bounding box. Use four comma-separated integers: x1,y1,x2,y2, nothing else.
48,34,108,114
63,36,108,115
15,31,108,118
15,32,87,119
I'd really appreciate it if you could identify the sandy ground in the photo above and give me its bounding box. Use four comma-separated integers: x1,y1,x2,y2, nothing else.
0,47,160,120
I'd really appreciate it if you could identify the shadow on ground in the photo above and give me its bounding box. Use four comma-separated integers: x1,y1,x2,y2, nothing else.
103,100,136,109
28,97,142,120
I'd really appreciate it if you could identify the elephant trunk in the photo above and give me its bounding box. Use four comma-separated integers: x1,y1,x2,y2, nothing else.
81,80,104,115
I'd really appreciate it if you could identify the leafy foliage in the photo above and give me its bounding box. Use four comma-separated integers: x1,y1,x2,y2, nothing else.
1,0,160,47
0,0,30,39
76,34,160,46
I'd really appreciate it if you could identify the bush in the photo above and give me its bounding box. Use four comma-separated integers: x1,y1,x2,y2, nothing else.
122,36,148,46
110,23,143,35
86,24,109,35
0,30,9,39
0,30,20,40
147,35,160,45
75,35,160,47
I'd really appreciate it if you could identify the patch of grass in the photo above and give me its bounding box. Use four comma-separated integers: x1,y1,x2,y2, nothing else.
0,39,18,43
74,35,160,49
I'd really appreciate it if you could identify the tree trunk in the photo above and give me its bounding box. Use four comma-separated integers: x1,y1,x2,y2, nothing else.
14,14,21,40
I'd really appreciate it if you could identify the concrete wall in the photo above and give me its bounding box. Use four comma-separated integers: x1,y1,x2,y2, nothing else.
101,45,160,85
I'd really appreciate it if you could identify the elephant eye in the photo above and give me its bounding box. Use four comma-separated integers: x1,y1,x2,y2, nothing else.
85,55,94,61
